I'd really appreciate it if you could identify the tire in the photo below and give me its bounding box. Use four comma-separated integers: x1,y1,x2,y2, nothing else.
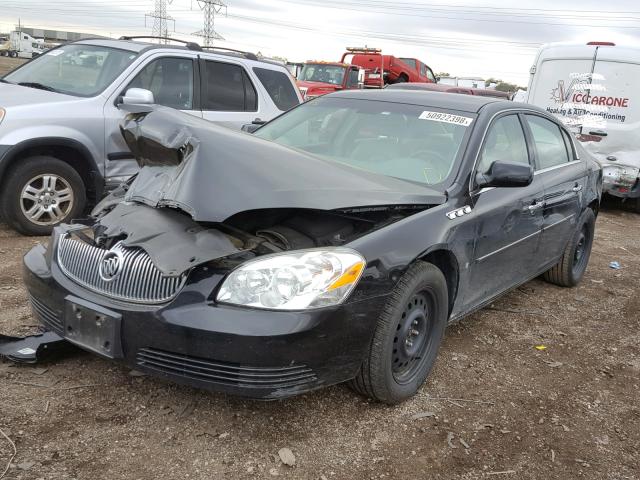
543,208,596,287
393,74,408,84
1,156,86,236
349,262,448,404
9,51,17,58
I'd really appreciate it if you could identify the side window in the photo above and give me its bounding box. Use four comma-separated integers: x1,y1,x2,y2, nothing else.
525,115,570,169
420,63,427,76
347,68,360,87
478,115,529,173
252,67,299,111
426,67,437,83
203,61,257,112
127,57,194,110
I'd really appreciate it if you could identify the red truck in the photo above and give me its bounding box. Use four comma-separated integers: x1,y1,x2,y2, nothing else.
296,61,363,100
342,47,438,87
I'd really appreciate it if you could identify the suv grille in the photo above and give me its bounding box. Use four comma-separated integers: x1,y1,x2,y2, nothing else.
57,234,186,304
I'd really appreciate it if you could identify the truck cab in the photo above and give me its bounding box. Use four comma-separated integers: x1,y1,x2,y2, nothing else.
296,62,363,100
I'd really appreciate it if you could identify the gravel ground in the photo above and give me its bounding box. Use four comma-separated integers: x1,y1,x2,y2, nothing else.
0,205,638,480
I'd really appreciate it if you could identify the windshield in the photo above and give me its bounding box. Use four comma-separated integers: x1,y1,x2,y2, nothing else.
299,64,346,85
4,44,138,97
255,97,474,187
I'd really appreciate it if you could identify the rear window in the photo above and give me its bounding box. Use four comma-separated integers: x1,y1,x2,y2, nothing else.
253,67,299,111
399,58,417,69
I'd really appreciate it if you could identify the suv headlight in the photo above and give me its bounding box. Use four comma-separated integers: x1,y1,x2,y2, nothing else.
216,248,365,310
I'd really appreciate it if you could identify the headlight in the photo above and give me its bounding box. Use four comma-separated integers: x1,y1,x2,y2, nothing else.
216,248,366,310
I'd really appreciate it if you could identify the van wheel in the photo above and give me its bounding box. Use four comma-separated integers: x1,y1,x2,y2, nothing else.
349,262,447,404
1,156,86,236
543,209,595,287
394,75,408,84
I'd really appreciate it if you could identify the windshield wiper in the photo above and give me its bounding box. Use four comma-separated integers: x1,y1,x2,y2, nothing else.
17,82,58,92
0,79,12,84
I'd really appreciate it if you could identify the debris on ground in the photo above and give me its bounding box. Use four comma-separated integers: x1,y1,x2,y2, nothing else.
278,447,296,466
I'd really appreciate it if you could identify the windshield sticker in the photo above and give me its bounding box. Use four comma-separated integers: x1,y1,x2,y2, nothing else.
46,49,64,56
419,111,473,126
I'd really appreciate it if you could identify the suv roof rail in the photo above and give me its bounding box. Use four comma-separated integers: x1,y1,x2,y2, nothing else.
118,36,202,51
200,46,258,61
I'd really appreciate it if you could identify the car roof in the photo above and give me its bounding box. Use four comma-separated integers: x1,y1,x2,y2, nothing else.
328,88,504,113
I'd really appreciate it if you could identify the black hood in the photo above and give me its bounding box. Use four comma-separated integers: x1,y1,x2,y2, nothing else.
120,107,445,222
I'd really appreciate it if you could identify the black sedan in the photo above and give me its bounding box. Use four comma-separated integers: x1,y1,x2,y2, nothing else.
23,90,602,403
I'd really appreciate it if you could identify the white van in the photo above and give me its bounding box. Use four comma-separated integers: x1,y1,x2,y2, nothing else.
526,41,640,211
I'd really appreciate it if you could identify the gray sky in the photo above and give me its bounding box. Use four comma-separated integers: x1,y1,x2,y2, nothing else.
2,0,640,85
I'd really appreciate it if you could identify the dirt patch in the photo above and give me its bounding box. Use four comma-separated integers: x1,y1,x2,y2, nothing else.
0,56,26,76
1,207,639,480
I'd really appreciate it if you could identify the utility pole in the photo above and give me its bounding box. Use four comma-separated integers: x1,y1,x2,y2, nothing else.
193,0,226,47
146,0,175,43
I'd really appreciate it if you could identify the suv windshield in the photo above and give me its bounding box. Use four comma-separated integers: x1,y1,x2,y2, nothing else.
4,44,138,97
255,97,474,186
299,64,346,85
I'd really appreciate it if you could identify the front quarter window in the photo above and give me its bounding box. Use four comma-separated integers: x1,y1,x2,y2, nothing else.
4,44,138,97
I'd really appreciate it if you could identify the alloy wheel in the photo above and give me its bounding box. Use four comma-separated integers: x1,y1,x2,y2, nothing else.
20,174,75,226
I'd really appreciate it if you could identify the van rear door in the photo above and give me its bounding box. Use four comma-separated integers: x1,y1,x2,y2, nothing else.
527,44,597,133
589,46,640,166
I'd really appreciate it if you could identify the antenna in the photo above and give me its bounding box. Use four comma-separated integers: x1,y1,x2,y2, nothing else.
146,0,175,43
193,0,226,47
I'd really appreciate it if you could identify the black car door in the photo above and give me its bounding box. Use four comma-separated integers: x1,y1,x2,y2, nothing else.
464,113,545,309
523,114,587,267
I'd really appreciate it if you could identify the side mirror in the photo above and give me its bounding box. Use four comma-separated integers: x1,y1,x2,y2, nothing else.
120,88,154,106
475,160,533,189
241,118,266,134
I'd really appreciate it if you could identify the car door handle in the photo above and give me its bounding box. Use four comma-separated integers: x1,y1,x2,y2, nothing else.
524,201,545,214
572,184,583,192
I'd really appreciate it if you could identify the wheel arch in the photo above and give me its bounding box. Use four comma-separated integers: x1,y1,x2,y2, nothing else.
0,137,104,204
417,246,460,318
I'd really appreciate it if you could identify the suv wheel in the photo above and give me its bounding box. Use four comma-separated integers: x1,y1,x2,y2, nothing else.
349,262,448,404
1,156,86,236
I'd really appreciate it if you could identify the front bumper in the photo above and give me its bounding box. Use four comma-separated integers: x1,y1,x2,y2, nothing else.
23,243,387,399
602,164,640,198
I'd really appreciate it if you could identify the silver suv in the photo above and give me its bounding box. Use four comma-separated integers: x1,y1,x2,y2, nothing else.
0,36,302,235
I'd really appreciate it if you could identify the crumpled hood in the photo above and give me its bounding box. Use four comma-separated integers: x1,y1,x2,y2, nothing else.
0,82,76,108
120,106,445,222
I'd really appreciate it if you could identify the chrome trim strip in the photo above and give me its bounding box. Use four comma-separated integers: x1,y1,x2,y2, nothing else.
542,214,574,231
476,229,541,262
534,160,581,176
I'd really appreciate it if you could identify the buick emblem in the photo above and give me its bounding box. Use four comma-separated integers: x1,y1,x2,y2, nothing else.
99,249,124,282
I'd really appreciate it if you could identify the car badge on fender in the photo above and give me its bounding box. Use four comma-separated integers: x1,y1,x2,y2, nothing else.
99,249,124,282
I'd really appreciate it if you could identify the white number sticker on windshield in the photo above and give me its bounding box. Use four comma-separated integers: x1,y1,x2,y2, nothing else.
46,49,64,56
419,110,473,126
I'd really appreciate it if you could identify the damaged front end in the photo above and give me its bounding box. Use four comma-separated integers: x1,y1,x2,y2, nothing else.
22,106,444,398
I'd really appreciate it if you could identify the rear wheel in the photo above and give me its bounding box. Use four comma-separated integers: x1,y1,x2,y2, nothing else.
349,262,448,404
393,74,408,84
1,156,86,236
543,209,595,287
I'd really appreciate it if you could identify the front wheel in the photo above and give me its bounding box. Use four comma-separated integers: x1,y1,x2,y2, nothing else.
1,156,86,236
349,262,448,404
543,209,595,287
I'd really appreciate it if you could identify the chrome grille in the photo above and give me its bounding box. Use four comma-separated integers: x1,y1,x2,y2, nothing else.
57,234,186,304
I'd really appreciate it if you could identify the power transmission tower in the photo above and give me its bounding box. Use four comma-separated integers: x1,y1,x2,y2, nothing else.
193,0,226,47
146,0,175,42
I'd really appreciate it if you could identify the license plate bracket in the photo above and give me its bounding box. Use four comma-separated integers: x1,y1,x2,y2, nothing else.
64,296,123,359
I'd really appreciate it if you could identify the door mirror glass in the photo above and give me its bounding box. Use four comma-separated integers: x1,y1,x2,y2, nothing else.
121,88,154,106
475,160,533,189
